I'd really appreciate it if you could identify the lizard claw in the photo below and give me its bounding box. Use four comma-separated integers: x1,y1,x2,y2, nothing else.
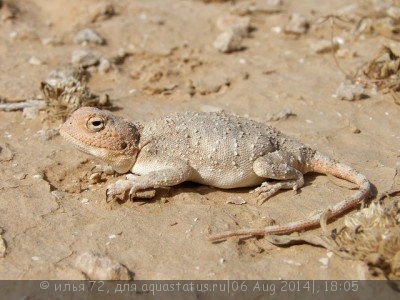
252,182,283,205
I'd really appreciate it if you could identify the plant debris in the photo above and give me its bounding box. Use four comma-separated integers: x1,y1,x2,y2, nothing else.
362,46,400,105
267,201,400,279
0,64,112,120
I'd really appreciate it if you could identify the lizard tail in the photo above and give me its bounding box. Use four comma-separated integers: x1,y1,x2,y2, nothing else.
208,151,371,242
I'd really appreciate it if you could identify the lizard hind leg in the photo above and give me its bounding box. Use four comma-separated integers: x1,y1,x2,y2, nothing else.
252,151,305,205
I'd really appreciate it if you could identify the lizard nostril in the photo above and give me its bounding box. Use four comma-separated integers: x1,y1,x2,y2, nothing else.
120,142,127,149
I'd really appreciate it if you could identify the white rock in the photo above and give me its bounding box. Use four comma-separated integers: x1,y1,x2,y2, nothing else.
74,28,105,45
98,58,111,73
310,39,339,54
29,56,43,65
285,13,309,34
334,82,365,101
213,30,243,53
75,251,132,280
71,49,100,67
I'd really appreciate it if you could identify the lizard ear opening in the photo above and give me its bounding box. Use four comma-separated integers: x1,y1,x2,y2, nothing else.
87,116,105,132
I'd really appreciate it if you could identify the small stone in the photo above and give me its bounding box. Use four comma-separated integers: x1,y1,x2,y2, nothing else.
74,251,132,280
216,15,250,37
34,129,59,141
28,56,43,66
74,28,105,45
42,37,63,46
192,73,230,94
81,198,89,204
13,172,27,180
334,82,365,101
22,108,36,119
98,58,111,73
284,13,309,34
71,49,100,67
336,48,350,58
386,6,400,20
226,196,246,205
10,28,40,42
32,174,43,180
319,257,329,267
310,39,339,54
89,172,102,184
213,30,243,53
350,125,361,134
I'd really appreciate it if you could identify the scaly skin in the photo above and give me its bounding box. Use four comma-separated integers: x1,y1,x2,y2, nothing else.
60,107,371,241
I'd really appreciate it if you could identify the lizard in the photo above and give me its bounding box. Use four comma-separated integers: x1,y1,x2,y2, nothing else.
59,107,371,242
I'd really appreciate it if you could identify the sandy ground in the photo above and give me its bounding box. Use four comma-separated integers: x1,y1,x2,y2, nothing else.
1,0,400,280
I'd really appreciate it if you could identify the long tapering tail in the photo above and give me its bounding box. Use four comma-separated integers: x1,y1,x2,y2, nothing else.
208,151,371,242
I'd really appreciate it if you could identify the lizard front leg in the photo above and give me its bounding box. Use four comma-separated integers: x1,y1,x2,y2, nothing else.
106,161,193,200
252,151,304,204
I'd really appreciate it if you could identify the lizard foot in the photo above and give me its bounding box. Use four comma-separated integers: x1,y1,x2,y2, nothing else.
252,180,301,205
106,179,156,201
251,182,284,205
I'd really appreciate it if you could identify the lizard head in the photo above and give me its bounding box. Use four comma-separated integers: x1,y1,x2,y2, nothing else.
60,107,141,173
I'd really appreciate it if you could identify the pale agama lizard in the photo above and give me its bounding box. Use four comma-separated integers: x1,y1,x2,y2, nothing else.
60,107,371,242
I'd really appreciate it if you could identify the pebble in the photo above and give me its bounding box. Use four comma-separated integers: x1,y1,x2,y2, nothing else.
74,251,132,280
226,196,246,205
334,82,365,101
28,56,43,66
74,28,105,45
193,73,230,94
318,257,329,267
10,28,40,42
71,49,100,67
13,172,27,180
32,174,43,180
386,6,400,19
89,173,102,184
34,128,59,141
284,13,309,34
42,37,64,46
98,58,111,73
310,39,339,54
213,30,243,53
350,125,361,134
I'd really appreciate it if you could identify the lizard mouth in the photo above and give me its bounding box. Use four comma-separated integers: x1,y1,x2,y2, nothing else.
59,128,109,158
59,128,134,173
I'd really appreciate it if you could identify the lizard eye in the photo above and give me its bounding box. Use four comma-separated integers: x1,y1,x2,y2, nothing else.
87,116,105,132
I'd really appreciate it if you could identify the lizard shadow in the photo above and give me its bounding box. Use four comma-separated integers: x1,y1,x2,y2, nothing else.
116,172,377,207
